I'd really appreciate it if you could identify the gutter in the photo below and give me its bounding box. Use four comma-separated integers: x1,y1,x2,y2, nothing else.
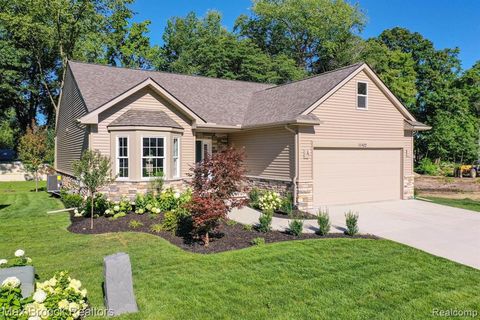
284,125,298,207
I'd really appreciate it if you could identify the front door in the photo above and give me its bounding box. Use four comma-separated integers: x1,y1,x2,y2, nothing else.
195,139,212,163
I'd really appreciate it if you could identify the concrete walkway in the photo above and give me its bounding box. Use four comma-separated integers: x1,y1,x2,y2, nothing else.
229,200,480,269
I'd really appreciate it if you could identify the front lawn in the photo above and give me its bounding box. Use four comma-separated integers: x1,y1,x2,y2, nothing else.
421,196,480,212
1,181,479,319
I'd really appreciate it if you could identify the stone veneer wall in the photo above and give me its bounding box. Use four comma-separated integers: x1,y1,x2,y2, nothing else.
244,177,293,197
59,171,188,201
403,175,414,199
196,132,229,152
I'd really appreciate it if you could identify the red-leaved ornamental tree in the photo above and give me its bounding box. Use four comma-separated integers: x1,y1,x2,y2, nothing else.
187,146,247,246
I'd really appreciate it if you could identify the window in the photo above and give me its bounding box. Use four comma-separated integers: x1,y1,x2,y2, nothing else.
172,137,180,178
357,82,368,109
142,137,165,178
117,137,129,178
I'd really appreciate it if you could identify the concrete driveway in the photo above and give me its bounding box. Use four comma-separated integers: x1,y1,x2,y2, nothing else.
321,200,480,269
229,200,480,269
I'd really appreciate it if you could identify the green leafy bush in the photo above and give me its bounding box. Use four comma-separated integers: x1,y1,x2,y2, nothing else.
226,219,237,226
257,212,273,232
105,197,132,216
280,193,294,214
159,187,178,212
415,158,439,176
243,224,253,231
288,219,303,236
251,237,265,246
258,190,282,213
316,209,331,236
248,187,263,209
161,209,191,233
345,210,359,236
129,220,144,229
83,193,109,217
60,190,83,209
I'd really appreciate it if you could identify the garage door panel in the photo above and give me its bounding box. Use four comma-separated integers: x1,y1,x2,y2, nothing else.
313,149,401,206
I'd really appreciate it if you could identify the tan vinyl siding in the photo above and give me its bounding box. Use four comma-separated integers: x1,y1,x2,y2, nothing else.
299,70,414,182
90,88,195,180
229,127,294,180
55,69,89,174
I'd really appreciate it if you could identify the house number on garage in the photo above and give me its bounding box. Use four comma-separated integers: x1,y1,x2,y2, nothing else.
358,143,368,148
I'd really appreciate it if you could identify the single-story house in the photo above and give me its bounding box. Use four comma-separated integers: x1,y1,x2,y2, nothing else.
55,61,430,211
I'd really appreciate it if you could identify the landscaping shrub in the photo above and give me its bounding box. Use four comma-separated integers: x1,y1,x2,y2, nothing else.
243,224,253,231
251,237,265,246
150,224,163,233
106,197,132,218
280,193,294,215
316,209,331,236
159,187,179,212
83,193,109,217
345,210,359,236
415,158,439,176
288,219,303,236
226,219,237,226
60,190,83,209
248,187,264,209
149,170,164,195
129,220,144,229
258,190,282,213
257,212,273,233
187,146,247,246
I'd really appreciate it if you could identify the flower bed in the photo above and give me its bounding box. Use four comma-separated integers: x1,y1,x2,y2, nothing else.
68,212,378,254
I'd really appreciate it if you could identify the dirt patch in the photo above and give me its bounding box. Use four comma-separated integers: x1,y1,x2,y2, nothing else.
68,212,377,254
415,175,480,199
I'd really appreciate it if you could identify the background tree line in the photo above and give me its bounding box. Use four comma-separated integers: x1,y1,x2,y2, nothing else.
0,0,478,164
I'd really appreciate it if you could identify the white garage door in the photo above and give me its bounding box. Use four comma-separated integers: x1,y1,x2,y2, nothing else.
313,148,402,206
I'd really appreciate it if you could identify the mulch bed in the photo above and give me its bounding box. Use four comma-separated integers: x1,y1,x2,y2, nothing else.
68,212,378,254
273,209,318,220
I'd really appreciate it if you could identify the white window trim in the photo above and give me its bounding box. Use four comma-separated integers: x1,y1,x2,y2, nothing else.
116,136,129,180
172,136,181,178
140,135,166,180
356,81,368,110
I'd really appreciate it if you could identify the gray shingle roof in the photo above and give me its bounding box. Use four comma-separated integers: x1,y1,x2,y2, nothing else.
108,110,182,128
68,61,363,127
243,63,363,126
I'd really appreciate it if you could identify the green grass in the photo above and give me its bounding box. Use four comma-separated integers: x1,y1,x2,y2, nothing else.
1,181,480,319
421,196,480,212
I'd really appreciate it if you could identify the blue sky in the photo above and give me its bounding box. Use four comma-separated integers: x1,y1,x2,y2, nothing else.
131,0,480,69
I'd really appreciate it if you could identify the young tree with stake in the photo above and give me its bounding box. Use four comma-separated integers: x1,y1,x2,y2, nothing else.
73,150,114,230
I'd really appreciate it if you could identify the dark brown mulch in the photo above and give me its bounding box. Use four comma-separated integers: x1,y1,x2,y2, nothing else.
273,209,318,220
68,212,378,254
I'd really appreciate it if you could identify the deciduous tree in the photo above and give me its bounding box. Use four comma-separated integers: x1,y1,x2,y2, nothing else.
73,150,114,229
187,147,247,246
18,127,48,192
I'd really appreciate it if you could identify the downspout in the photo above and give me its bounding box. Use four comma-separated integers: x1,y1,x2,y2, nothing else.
285,125,298,207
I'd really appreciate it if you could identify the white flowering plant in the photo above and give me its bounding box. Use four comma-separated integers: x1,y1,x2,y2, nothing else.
0,276,32,320
0,249,33,269
258,191,282,214
105,197,132,218
0,271,88,320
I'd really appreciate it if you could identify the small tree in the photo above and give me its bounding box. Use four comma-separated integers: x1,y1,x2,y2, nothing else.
187,146,247,246
18,128,48,192
73,150,114,229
